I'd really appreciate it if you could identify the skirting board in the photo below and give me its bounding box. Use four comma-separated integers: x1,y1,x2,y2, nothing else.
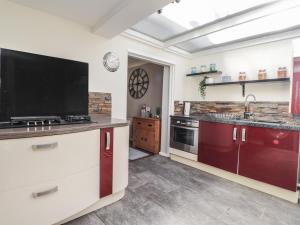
159,151,169,157
170,154,299,204
54,190,125,225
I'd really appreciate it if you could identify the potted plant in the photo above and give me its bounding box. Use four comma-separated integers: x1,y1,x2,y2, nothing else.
199,76,209,99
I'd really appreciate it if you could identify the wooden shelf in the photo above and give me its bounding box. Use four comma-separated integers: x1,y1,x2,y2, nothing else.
205,77,290,97
205,77,290,86
186,71,222,77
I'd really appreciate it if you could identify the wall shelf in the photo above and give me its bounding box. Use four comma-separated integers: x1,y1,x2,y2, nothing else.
205,77,290,97
186,71,222,77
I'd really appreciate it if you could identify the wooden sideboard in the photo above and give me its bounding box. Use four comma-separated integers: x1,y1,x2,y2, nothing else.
132,117,160,154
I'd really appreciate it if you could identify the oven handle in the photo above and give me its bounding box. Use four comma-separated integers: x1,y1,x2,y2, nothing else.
170,125,198,130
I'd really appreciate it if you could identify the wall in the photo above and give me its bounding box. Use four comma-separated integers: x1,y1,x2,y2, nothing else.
0,0,189,119
0,0,297,118
127,63,164,119
182,40,293,102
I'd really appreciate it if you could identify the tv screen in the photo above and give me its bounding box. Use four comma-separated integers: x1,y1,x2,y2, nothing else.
0,48,88,122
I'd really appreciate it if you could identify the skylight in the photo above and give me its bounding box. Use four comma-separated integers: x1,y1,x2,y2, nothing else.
161,0,274,30
132,0,275,41
130,0,300,53
207,6,300,45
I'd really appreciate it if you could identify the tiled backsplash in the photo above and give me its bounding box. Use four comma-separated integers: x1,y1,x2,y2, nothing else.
174,101,290,120
89,92,112,115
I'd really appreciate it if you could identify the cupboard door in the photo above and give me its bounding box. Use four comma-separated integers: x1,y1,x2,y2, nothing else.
100,128,113,198
239,126,299,191
291,57,300,115
198,121,239,173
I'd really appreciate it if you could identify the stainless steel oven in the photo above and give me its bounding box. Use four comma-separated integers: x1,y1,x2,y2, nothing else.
170,117,199,155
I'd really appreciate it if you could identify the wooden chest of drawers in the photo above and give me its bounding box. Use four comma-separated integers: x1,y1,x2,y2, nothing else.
132,117,160,154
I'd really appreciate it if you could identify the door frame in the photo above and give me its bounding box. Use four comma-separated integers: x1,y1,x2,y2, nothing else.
127,49,175,157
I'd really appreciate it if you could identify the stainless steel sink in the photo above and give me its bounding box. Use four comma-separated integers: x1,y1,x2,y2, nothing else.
254,119,285,124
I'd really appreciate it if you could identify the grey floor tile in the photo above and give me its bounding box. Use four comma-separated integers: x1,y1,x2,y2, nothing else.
64,213,104,225
66,156,300,225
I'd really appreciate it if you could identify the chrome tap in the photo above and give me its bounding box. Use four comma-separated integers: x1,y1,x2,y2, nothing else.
244,94,256,119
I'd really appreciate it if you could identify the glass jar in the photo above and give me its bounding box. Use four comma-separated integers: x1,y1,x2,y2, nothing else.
200,65,207,73
277,67,287,78
191,67,197,74
258,69,267,80
239,72,246,81
209,63,216,72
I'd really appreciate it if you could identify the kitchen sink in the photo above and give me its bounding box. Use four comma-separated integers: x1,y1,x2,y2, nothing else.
251,119,286,124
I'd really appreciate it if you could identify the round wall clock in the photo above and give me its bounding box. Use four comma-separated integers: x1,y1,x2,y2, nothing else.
128,68,149,99
103,52,120,72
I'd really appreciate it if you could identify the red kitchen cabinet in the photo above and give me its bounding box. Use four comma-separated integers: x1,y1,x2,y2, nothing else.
238,126,299,191
100,128,114,198
198,121,239,173
291,57,300,115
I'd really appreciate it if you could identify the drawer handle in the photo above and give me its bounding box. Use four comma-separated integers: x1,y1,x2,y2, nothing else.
32,142,58,151
32,186,58,198
106,132,111,150
148,124,153,127
233,127,237,141
137,122,141,125
241,128,246,142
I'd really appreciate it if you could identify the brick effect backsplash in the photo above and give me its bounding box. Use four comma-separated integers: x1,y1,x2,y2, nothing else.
89,92,111,115
174,101,290,120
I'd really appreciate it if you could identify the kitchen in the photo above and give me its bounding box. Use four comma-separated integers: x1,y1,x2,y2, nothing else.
1,0,300,225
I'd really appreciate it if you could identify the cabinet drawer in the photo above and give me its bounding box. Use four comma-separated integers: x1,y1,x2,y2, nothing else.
133,119,156,131
0,166,99,225
0,130,100,191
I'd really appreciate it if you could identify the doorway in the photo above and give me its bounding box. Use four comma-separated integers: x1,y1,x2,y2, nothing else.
126,52,174,160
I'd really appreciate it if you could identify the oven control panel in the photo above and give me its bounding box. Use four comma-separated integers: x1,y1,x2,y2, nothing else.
171,118,199,128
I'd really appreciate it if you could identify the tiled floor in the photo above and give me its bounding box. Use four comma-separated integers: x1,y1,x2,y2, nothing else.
66,156,300,225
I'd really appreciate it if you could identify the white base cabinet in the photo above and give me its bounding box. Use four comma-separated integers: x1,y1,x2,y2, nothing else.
0,126,129,225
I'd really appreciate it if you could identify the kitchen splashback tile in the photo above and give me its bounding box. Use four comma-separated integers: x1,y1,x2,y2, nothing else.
89,92,112,115
174,101,290,120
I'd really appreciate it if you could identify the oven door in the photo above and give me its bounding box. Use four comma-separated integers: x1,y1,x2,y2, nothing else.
170,125,198,155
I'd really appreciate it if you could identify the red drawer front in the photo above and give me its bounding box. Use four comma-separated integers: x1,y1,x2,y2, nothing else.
100,128,113,198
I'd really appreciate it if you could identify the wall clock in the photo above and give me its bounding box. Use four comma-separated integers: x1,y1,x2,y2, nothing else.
103,52,120,72
128,68,149,99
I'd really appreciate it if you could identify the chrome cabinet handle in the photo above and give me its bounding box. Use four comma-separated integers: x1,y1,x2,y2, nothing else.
241,128,246,142
106,132,110,150
32,186,58,198
296,81,299,111
32,142,58,151
233,127,237,141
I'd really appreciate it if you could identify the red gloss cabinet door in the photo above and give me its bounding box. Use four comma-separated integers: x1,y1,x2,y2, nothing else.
239,126,299,191
291,57,300,115
198,121,239,173
100,128,113,198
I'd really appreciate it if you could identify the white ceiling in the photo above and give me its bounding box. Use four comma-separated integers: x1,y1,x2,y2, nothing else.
9,0,173,38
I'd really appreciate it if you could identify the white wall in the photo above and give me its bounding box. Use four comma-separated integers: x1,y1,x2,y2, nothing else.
0,0,189,119
1,0,297,119
127,63,164,118
184,40,293,102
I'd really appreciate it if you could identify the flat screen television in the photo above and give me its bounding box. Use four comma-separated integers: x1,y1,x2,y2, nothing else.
0,48,88,122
